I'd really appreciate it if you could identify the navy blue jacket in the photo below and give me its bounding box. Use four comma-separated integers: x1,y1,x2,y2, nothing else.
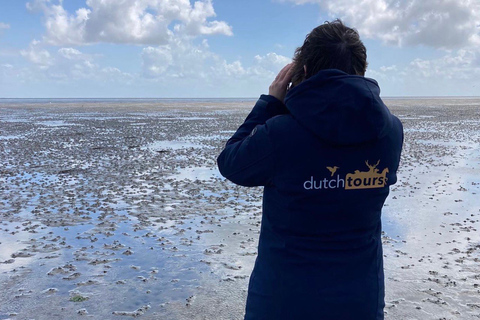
217,69,403,320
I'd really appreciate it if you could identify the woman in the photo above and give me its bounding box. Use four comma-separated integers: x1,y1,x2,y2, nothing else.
217,19,403,320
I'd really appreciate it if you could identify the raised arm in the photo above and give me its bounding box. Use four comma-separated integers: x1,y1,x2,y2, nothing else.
217,63,293,186
216,95,287,186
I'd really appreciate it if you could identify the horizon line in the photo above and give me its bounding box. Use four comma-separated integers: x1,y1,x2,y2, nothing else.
1,96,480,100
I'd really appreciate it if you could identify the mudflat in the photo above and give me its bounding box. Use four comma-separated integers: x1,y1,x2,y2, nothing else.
0,98,479,319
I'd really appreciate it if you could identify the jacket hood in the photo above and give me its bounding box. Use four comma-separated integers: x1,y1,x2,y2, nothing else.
284,69,393,146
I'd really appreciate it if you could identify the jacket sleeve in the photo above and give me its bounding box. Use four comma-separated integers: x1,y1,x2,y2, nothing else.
216,94,288,187
388,116,404,185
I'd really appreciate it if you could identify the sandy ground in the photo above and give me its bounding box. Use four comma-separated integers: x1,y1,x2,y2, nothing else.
0,98,479,319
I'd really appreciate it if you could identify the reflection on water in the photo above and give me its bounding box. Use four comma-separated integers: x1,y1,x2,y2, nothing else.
1,98,480,319
171,167,222,181
143,140,206,151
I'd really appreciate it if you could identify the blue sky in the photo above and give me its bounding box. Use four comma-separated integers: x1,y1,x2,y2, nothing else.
0,0,479,98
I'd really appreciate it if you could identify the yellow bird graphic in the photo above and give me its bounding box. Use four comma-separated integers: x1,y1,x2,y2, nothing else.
326,166,339,176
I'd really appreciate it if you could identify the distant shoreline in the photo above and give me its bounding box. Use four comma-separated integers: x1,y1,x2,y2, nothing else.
0,97,259,105
1,96,479,100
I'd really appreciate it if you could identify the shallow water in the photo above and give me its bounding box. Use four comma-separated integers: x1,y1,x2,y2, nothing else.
1,98,480,319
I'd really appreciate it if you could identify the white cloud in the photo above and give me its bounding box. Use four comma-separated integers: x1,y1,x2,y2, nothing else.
20,40,53,67
0,64,16,85
141,38,249,81
17,43,133,83
279,0,480,95
20,43,99,77
174,0,233,36
281,0,480,49
379,65,397,72
365,47,480,96
407,48,480,80
138,37,292,97
19,0,234,93
100,67,134,81
252,53,291,74
16,38,290,93
0,22,10,37
16,1,292,97
141,38,215,78
58,48,85,60
141,38,291,83
26,0,232,46
220,60,246,77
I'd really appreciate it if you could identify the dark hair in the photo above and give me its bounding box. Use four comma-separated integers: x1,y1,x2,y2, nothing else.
291,19,368,86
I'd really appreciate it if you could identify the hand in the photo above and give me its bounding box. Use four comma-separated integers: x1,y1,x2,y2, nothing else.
269,63,294,102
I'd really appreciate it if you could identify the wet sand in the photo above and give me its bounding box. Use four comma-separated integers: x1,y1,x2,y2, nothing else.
0,98,479,319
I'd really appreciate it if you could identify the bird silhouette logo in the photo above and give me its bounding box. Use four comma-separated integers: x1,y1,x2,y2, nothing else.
326,166,339,176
